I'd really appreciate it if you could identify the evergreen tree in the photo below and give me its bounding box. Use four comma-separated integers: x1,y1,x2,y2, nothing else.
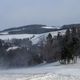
61,29,72,64
44,33,53,62
46,33,53,44
60,28,79,64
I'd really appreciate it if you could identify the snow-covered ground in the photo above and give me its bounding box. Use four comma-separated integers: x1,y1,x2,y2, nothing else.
31,30,66,44
0,34,34,40
0,73,80,80
0,30,66,44
42,26,60,29
6,46,19,52
42,26,55,29
0,58,80,80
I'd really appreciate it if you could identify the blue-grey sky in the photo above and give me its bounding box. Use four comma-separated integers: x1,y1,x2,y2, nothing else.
0,0,80,30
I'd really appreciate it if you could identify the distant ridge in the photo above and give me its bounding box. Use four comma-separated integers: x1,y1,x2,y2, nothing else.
0,24,59,34
0,23,80,34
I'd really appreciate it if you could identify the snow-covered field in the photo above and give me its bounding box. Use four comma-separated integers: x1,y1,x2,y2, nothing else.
0,30,66,44
0,34,34,40
0,58,80,80
0,73,80,80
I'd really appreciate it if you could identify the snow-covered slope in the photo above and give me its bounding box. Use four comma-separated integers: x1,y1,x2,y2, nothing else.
0,34,34,40
31,30,66,44
0,30,66,44
0,58,80,80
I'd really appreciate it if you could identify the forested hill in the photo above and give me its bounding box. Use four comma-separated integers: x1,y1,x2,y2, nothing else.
61,24,80,29
0,24,59,34
0,24,80,34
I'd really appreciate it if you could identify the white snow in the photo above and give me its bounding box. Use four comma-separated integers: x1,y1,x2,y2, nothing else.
0,58,80,80
0,34,35,40
42,26,60,29
42,26,56,29
6,46,19,52
0,32,8,35
0,30,66,44
0,73,80,80
31,30,66,44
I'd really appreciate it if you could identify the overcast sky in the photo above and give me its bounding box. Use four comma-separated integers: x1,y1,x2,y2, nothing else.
0,0,80,30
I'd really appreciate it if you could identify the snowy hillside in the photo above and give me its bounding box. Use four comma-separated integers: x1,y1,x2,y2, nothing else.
31,29,66,44
0,58,80,80
0,30,66,44
0,34,34,40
